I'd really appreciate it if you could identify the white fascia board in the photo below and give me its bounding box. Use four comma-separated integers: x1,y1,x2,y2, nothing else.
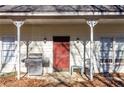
0,12,124,16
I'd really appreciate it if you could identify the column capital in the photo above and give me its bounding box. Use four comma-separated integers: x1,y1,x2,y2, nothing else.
13,21,24,28
87,20,98,28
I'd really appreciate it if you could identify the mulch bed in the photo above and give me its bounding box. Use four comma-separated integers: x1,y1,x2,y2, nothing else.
0,73,124,87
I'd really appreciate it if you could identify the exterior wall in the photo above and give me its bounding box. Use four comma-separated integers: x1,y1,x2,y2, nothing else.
0,23,124,74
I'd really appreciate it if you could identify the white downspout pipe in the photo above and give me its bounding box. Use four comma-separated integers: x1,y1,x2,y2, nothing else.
13,21,24,80
87,20,97,81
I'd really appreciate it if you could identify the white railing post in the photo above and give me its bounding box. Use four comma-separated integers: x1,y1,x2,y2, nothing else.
87,20,97,81
13,21,24,80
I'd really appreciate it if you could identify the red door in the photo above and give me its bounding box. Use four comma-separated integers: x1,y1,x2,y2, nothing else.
53,36,70,71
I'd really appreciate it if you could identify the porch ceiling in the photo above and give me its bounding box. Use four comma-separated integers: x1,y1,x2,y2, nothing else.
0,19,124,24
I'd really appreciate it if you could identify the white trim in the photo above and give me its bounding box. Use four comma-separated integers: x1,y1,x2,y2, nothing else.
0,12,124,16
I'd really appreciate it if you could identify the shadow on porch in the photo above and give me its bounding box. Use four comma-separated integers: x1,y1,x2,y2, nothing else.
18,72,124,87
0,72,124,86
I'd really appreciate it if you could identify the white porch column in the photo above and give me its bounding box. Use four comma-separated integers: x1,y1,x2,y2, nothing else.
87,20,97,81
13,21,24,80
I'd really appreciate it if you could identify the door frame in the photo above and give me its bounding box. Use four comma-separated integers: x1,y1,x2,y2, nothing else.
53,36,70,71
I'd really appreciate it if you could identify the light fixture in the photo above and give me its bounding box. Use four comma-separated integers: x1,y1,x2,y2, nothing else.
76,38,80,43
44,37,47,43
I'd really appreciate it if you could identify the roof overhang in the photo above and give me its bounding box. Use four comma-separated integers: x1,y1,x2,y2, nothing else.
0,12,124,20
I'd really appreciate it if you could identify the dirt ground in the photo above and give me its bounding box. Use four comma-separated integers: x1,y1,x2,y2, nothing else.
0,72,124,87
